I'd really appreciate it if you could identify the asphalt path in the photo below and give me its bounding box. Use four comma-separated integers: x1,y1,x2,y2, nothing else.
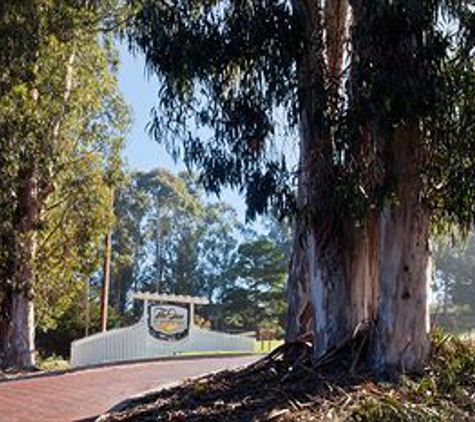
0,355,259,422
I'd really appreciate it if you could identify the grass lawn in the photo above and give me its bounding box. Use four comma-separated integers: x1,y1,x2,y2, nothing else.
254,339,284,354
176,340,284,357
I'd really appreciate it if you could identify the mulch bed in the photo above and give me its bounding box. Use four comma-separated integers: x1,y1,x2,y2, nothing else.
101,331,475,421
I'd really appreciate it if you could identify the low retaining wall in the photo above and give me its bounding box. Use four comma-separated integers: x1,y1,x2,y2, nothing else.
71,323,255,368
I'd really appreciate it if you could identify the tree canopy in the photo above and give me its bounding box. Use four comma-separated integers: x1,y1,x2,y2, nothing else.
0,0,130,368
127,0,475,229
108,169,288,336
127,0,300,218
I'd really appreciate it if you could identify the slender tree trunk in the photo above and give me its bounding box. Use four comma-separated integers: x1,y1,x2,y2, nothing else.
85,279,90,337
100,188,114,332
372,127,431,371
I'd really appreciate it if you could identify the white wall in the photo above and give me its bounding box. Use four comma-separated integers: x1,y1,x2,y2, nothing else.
71,321,255,368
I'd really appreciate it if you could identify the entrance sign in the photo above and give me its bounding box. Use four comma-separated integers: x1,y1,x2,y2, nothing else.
131,292,209,341
71,292,256,368
136,293,209,341
149,304,189,340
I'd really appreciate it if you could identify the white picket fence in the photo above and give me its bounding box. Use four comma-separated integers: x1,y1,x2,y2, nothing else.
71,321,256,368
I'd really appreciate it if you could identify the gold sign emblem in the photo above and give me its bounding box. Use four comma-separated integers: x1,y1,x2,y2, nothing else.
149,305,189,340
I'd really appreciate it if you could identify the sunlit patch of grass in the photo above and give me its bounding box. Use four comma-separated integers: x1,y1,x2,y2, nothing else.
255,339,284,353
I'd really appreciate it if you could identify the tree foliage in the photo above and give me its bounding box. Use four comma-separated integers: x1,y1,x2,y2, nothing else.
127,0,300,218
127,0,475,230
0,1,130,354
110,169,288,334
433,232,475,332
220,234,288,335
110,169,237,309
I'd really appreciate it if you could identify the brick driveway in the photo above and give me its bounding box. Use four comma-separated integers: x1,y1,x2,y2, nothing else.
0,355,258,422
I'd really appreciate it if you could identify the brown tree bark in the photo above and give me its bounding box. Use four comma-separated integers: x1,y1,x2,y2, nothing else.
287,1,433,371
286,0,330,348
2,291,35,369
0,158,39,370
372,127,431,371
286,0,378,357
286,230,312,342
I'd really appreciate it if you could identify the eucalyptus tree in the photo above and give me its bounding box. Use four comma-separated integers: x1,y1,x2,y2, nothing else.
111,170,239,306
110,176,149,315
134,169,202,293
197,203,239,301
127,0,475,371
0,0,129,369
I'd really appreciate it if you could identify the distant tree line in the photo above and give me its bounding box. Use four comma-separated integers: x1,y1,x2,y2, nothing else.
37,169,291,358
433,233,475,334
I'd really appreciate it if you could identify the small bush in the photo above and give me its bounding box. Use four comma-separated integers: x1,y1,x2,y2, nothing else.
37,354,70,372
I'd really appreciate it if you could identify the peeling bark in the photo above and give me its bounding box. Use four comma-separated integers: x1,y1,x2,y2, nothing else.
346,214,379,329
372,128,431,371
2,291,35,369
288,1,431,371
0,158,38,370
325,0,349,98
307,233,348,357
286,0,377,356
286,232,312,342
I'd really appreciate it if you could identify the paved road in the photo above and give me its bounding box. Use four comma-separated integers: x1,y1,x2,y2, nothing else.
0,355,258,422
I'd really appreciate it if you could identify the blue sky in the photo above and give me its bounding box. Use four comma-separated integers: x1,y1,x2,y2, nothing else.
117,44,443,303
118,44,178,172
117,44,249,221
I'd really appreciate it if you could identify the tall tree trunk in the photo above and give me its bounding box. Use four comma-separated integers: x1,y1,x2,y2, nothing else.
286,231,312,342
100,188,114,332
286,0,328,347
0,158,39,370
0,7,75,371
286,0,378,357
3,291,35,369
372,127,431,371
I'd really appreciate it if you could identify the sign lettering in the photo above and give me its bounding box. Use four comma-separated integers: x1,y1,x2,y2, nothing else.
148,304,189,340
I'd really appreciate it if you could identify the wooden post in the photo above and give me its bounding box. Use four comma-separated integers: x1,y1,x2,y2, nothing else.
85,278,90,337
100,230,111,332
189,303,195,327
100,188,114,333
142,299,148,321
